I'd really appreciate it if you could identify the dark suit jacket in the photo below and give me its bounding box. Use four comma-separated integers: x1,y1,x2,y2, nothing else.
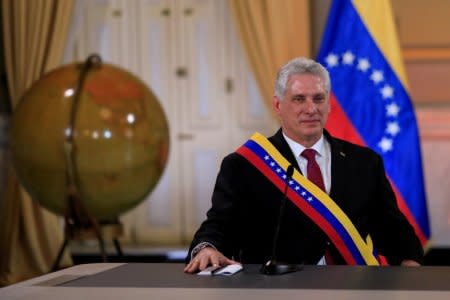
187,129,424,265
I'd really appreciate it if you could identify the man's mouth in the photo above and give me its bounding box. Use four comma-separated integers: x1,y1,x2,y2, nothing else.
300,119,319,124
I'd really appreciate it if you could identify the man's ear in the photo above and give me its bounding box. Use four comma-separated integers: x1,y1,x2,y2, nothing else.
272,95,281,113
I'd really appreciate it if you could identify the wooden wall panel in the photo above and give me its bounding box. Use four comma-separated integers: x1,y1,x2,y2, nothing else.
392,0,450,48
417,108,450,247
417,108,450,139
406,62,450,104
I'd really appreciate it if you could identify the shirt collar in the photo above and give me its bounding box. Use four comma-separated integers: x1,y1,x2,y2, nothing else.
282,132,325,158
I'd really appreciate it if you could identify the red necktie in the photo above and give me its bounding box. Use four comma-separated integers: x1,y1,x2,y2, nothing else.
301,149,334,264
301,149,325,191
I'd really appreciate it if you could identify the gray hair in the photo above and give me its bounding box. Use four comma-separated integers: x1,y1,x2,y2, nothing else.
274,57,331,99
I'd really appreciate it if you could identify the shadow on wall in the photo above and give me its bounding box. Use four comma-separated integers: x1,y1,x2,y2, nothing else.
0,115,9,203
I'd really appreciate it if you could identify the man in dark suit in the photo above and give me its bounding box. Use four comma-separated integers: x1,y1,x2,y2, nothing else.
184,57,423,273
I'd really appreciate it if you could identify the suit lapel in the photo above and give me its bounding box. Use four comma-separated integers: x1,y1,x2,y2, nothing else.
268,129,302,174
325,130,347,206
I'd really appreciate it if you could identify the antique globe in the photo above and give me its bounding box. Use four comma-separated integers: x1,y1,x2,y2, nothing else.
10,55,170,219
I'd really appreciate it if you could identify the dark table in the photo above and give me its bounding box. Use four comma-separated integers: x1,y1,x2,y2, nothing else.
1,263,450,300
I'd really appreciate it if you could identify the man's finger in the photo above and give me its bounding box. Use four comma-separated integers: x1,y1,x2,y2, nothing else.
184,257,200,273
210,256,220,268
198,257,210,271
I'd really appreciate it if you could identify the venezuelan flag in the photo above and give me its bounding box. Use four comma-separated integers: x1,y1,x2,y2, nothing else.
317,0,430,246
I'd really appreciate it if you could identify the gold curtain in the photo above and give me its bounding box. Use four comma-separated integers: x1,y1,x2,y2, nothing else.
228,0,311,109
0,0,74,285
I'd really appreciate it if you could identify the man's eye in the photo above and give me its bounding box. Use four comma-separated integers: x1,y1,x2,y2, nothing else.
314,97,325,103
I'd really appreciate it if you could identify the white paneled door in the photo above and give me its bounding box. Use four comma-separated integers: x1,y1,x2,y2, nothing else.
66,0,278,245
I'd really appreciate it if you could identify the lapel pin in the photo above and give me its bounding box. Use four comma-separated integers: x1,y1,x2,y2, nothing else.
340,152,346,157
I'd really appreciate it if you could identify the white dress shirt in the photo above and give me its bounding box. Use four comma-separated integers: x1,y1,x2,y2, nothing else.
282,132,332,194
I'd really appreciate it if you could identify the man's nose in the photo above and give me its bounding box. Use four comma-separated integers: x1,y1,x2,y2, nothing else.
305,100,317,113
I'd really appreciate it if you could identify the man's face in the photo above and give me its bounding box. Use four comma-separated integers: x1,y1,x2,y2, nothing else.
273,73,330,147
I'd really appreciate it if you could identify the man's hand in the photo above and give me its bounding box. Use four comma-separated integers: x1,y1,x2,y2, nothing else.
183,247,240,273
401,259,421,266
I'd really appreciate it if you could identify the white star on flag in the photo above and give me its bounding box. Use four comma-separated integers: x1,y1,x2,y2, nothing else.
325,53,339,67
282,174,287,179
380,84,394,99
386,102,400,117
295,186,300,191
342,51,355,65
270,162,275,167
386,121,401,136
289,180,294,185
357,58,370,72
378,137,393,152
301,191,307,196
370,70,384,84
307,197,313,202
264,155,269,160
276,168,281,173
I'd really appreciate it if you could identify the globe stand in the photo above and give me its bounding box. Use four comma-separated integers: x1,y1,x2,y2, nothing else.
51,54,123,271
51,216,124,271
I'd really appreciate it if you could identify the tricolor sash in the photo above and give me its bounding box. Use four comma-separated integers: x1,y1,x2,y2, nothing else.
236,132,382,265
